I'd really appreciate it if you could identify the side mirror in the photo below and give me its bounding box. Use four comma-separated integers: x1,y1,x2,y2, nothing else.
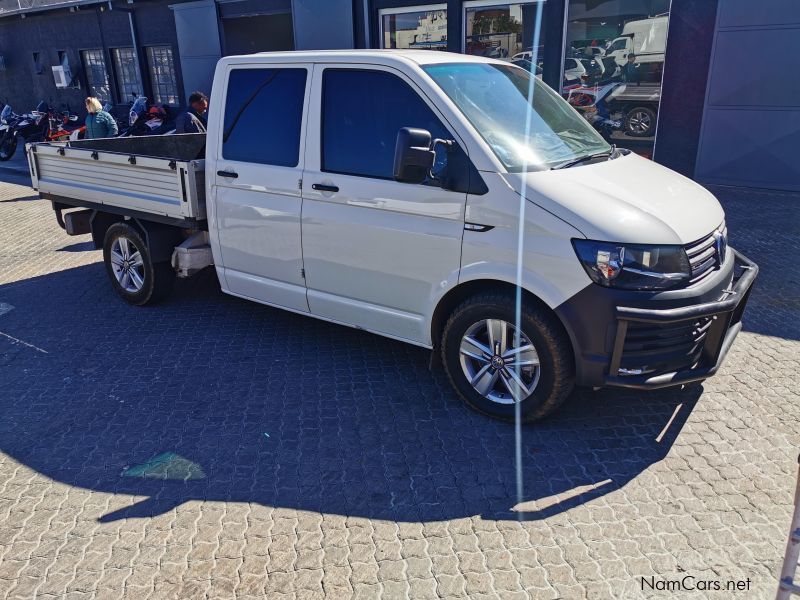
393,127,435,184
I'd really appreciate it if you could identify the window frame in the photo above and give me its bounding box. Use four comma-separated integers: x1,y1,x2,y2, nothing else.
319,66,457,182
111,47,144,103
461,0,541,54
80,48,112,104
32,52,43,75
145,45,180,106
220,65,309,168
378,3,448,51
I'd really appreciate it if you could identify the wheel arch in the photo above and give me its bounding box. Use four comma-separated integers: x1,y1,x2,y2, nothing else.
92,214,182,263
430,278,574,360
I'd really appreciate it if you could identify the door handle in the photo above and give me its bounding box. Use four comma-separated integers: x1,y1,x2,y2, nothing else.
217,170,238,178
312,183,339,193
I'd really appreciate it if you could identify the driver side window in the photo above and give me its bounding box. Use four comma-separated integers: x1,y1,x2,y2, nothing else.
321,69,452,180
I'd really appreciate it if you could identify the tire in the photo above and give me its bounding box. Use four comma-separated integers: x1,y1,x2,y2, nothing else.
0,134,17,161
441,292,574,422
102,222,175,305
624,106,657,137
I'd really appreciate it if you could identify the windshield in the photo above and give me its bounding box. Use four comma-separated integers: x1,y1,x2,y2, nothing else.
423,63,610,171
608,38,627,52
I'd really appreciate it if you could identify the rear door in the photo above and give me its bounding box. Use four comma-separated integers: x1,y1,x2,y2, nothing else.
300,64,468,345
212,63,311,312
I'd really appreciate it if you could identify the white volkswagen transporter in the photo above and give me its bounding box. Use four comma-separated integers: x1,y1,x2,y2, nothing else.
27,51,758,422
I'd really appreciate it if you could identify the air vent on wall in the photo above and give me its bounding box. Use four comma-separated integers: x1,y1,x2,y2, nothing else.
52,65,71,88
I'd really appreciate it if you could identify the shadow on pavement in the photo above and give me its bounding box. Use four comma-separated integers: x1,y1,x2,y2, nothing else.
0,264,699,523
0,194,38,203
711,185,800,341
57,241,96,253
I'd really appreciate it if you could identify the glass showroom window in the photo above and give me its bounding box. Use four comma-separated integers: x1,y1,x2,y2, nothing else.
81,49,111,103
463,0,547,72
380,4,448,50
562,0,671,156
146,46,180,105
112,48,143,103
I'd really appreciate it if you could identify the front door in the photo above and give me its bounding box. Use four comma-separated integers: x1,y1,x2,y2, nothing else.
301,65,467,345
212,63,311,312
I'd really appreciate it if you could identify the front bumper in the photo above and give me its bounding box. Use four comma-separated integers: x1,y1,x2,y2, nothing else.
555,249,758,390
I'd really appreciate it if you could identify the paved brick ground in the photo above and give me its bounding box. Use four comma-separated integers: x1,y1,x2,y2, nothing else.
0,171,798,599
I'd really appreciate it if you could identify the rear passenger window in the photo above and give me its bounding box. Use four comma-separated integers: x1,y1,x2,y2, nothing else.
223,68,306,167
322,69,451,179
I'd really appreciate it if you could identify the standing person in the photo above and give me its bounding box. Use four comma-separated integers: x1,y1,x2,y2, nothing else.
84,97,118,139
621,53,640,85
175,92,208,134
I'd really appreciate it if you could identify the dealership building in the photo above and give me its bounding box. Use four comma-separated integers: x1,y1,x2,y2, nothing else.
0,0,796,191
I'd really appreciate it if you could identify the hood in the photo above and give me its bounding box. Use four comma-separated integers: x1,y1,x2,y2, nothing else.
502,153,725,245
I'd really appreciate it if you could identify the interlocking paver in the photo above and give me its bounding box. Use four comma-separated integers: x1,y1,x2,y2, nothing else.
0,172,798,598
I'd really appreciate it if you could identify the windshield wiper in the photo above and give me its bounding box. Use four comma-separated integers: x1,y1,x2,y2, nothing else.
552,145,617,170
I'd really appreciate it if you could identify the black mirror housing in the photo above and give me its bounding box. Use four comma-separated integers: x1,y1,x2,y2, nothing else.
393,127,435,184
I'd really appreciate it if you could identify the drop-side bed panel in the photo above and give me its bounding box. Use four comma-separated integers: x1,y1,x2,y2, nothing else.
28,141,206,221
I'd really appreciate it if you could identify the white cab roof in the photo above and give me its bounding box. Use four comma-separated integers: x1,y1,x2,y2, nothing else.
219,49,506,68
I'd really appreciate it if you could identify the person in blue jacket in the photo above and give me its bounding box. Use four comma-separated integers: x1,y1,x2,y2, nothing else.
84,97,118,139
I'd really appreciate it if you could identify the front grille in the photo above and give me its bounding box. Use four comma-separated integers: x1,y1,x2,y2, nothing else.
685,227,724,285
618,316,713,376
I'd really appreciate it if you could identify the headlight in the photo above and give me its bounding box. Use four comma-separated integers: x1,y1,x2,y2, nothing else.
572,239,691,290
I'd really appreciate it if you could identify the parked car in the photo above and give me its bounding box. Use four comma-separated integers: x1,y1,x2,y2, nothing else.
510,58,543,79
563,57,587,82
605,82,662,137
575,46,605,58
27,50,757,423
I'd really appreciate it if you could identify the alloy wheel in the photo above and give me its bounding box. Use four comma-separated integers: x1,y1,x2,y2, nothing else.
627,109,652,135
110,236,145,293
459,319,541,405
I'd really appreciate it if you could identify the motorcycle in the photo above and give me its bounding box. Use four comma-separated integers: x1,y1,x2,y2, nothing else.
0,105,22,161
46,110,86,143
0,101,55,161
50,102,117,142
566,81,623,141
122,97,175,136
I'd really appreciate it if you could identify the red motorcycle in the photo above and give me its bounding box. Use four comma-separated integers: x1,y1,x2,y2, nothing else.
46,110,85,142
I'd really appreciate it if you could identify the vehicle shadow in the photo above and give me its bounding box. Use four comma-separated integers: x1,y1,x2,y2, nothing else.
0,265,699,523
57,241,95,253
0,193,38,203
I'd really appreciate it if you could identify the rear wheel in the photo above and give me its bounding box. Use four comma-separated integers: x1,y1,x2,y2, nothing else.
441,292,574,422
103,222,174,305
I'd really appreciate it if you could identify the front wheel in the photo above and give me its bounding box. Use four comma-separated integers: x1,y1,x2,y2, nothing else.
103,222,175,305
0,134,17,161
441,293,575,422
624,106,657,137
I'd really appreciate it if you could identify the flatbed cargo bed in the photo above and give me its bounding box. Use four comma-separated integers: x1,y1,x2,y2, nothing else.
28,133,207,227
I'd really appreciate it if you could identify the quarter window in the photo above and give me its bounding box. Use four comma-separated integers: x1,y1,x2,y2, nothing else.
322,69,450,179
112,48,143,102
146,46,179,105
81,49,111,103
222,68,307,167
